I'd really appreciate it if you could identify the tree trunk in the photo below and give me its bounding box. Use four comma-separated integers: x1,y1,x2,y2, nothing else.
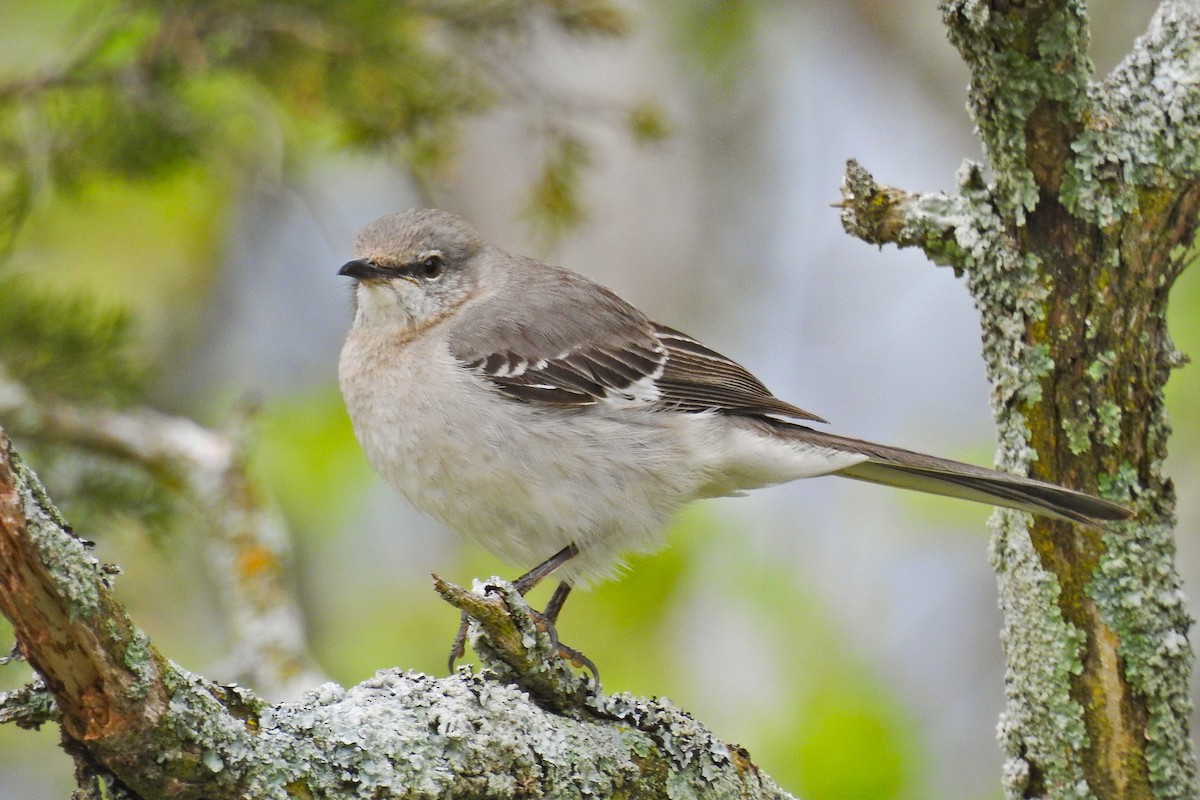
839,2,1200,797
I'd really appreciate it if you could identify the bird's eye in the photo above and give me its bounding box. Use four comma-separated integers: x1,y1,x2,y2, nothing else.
421,255,444,279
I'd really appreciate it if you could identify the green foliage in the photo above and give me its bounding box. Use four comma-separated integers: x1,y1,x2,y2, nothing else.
547,0,631,36
0,0,639,247
32,449,183,546
658,0,762,85
0,269,188,544
38,83,205,188
627,100,671,145
0,156,30,258
522,131,591,248
435,0,630,38
9,169,224,336
0,275,143,406
0,274,183,542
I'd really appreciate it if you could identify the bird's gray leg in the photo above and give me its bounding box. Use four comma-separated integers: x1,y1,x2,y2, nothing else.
542,581,572,624
538,580,600,686
512,544,580,595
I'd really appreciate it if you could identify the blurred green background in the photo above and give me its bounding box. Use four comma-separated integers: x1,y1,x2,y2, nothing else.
0,1,1190,799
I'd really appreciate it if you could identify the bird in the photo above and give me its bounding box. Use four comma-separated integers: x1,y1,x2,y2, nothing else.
336,208,1132,668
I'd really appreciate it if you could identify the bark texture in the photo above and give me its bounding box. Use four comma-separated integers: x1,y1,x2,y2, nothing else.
0,377,324,699
840,2,1200,798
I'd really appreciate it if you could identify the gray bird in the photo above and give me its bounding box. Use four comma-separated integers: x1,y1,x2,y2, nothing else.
337,209,1131,663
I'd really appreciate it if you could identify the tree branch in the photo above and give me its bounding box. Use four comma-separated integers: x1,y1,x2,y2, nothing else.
838,158,971,272
0,433,171,777
0,427,795,798
0,378,325,699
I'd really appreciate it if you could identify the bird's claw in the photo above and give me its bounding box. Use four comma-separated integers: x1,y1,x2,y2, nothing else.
446,583,600,688
553,640,600,688
448,610,469,673
527,606,601,687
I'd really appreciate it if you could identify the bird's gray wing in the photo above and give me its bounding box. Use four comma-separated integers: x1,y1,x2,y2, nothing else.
458,328,667,407
447,258,824,421
446,256,1132,526
651,324,826,421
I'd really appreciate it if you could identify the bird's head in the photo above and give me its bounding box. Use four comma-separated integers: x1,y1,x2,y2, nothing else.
340,209,483,331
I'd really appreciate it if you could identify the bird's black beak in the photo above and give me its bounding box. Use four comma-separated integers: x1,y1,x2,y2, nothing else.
338,259,389,281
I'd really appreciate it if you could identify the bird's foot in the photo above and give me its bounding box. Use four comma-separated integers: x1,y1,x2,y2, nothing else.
435,575,598,706
526,606,600,687
547,637,599,688
447,610,469,673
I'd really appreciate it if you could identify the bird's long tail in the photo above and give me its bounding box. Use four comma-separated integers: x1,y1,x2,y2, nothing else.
784,426,1133,526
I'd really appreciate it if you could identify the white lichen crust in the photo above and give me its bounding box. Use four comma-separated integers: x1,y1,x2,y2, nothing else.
150,667,795,800
2,433,796,799
991,513,1091,799
1065,1,1200,226
1093,514,1197,797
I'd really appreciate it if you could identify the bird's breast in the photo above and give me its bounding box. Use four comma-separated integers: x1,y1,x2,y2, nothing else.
339,329,483,510
336,326,719,577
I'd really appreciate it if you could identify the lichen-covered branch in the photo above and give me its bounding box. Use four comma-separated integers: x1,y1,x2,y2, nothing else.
0,378,324,699
839,1,1200,798
839,159,972,272
0,428,794,798
0,432,171,780
943,0,1094,221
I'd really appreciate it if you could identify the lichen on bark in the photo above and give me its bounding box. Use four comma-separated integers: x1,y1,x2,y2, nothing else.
838,2,1200,796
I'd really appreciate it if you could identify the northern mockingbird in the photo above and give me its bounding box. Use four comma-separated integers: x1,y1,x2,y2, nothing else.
337,208,1131,663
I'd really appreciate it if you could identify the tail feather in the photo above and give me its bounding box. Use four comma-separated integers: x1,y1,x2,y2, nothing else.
778,426,1133,526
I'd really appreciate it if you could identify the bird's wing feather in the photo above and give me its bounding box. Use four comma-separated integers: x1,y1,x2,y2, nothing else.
459,336,667,407
447,259,824,421
652,325,825,421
